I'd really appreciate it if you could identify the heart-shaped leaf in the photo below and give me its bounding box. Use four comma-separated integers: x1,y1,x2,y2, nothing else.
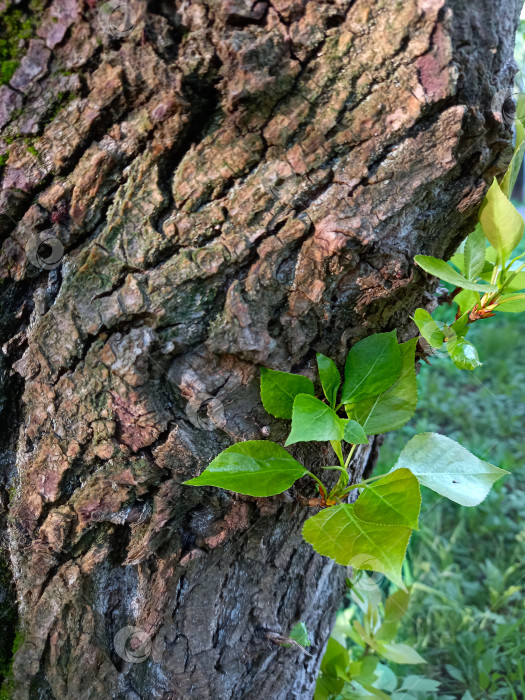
183,440,307,496
341,331,402,404
286,394,344,445
415,255,497,292
260,368,315,419
392,433,509,506
316,353,341,408
352,339,418,436
302,504,411,588
354,468,421,529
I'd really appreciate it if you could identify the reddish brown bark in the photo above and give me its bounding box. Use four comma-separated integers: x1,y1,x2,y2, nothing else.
0,0,521,697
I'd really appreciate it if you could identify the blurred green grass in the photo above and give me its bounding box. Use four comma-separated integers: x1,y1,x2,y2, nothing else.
378,309,525,698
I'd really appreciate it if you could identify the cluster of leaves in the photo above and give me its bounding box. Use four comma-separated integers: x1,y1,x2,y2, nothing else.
316,584,441,700
413,112,525,370
184,332,507,587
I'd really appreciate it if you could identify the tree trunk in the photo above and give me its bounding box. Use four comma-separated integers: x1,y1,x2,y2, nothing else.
0,0,520,697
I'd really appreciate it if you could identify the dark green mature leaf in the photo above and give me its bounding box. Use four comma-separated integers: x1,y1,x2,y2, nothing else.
302,504,411,588
447,337,481,370
479,178,524,260
413,309,444,348
286,395,344,445
392,433,509,506
463,224,486,281
260,368,315,419
352,339,418,435
354,468,421,529
341,331,401,405
496,293,525,312
343,419,369,445
316,353,340,408
414,255,497,292
183,440,307,496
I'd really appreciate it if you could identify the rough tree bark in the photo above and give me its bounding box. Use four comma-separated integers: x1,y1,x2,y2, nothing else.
0,0,521,697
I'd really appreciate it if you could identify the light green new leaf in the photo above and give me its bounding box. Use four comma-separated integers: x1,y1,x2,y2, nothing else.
479,178,524,260
341,331,402,404
354,468,421,529
447,337,481,370
501,120,525,198
480,263,525,292
302,504,411,588
392,432,509,506
414,255,497,292
376,589,411,643
454,289,480,316
316,353,340,408
286,394,344,445
449,251,465,273
289,622,311,647
450,311,469,338
343,419,369,445
352,339,418,436
260,367,315,419
183,440,307,496
463,224,486,280
413,309,444,348
496,293,525,312
375,642,426,665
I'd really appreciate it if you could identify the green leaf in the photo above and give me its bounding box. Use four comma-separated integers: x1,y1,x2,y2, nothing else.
449,251,465,273
454,289,480,316
183,440,307,496
260,367,315,419
480,263,525,292
289,622,311,647
413,309,444,348
392,432,509,506
286,394,344,445
352,339,418,436
319,637,350,679
463,224,486,280
375,642,426,665
354,468,421,529
302,504,411,588
316,353,341,408
479,178,524,260
341,331,402,404
377,589,411,643
414,255,498,292
343,419,369,445
496,293,525,312
399,676,441,692
447,337,481,370
449,311,469,338
501,120,525,198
